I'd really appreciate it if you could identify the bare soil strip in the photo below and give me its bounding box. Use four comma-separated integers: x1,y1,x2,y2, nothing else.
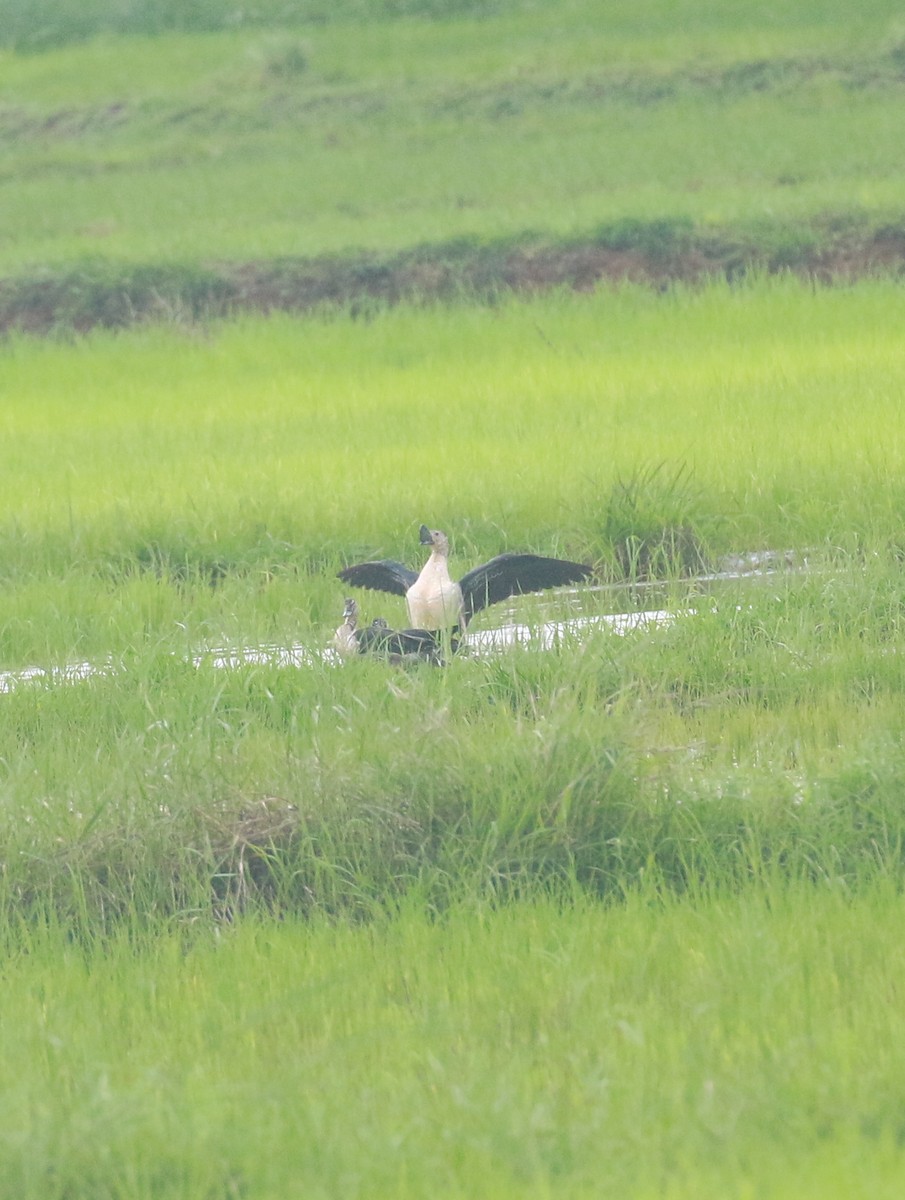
3,219,904,336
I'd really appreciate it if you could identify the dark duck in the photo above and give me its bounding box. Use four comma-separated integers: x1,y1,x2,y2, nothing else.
331,598,446,664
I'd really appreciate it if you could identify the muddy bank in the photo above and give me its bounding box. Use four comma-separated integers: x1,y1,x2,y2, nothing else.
2,217,904,336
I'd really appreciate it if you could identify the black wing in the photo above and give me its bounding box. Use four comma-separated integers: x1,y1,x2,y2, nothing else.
458,553,592,622
337,559,418,598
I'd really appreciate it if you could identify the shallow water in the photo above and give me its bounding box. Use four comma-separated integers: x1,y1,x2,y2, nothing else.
0,607,673,693
0,550,803,694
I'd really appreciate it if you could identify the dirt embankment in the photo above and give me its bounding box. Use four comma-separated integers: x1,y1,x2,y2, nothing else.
2,221,905,336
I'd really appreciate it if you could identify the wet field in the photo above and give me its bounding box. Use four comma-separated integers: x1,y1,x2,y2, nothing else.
0,550,804,692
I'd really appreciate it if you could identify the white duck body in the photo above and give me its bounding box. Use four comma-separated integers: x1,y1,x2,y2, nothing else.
337,522,592,639
405,529,465,630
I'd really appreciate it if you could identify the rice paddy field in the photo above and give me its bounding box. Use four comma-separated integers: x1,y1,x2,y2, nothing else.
5,1,905,1197
2,0,905,277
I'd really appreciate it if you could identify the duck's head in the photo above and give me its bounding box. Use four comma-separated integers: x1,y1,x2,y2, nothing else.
419,525,450,556
341,597,359,630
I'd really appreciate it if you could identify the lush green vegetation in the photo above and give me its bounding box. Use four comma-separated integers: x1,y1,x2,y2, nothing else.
1,274,904,895
2,277,905,928
3,279,905,1194
3,277,905,599
2,0,904,308
4,551,905,931
4,2,905,1195
7,891,905,1198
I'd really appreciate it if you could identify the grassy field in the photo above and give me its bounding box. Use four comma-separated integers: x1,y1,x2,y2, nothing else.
3,277,905,596
2,0,905,286
4,1,905,1196
2,275,905,918
6,891,905,1199
2,282,905,1194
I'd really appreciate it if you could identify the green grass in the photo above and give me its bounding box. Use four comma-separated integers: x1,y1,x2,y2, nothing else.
6,890,905,1198
3,546,905,931
2,276,905,598
1,0,905,276
5,4,905,1192
2,277,905,931
5,612,905,1192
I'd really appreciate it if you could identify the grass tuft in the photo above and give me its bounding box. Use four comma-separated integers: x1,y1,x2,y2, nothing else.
582,463,712,581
